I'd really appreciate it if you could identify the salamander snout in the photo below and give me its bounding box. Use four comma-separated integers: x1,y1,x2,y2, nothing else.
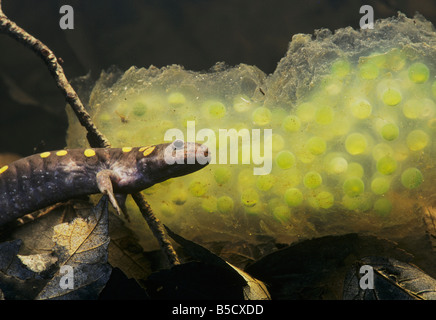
187,141,209,165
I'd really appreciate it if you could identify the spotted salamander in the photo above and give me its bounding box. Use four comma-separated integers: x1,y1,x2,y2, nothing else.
0,140,209,226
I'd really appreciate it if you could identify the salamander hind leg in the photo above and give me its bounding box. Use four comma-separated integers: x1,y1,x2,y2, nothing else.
96,170,128,219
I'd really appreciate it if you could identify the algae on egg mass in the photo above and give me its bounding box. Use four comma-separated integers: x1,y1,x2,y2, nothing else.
66,13,436,248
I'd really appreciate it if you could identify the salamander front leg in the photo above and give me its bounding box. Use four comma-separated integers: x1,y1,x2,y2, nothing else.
96,170,124,217
115,193,130,222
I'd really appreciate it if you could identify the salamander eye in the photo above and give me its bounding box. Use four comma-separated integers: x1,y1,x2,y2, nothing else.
173,139,185,149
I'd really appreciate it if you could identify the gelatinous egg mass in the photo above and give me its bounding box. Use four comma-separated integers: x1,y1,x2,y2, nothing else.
66,15,436,246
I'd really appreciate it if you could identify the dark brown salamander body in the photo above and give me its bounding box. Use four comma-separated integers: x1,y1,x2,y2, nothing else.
0,141,209,226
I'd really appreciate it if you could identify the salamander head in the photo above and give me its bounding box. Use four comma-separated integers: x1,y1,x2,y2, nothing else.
138,140,210,185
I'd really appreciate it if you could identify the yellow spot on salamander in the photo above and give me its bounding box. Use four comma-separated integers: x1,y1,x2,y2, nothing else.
56,150,68,156
122,147,132,153
139,146,149,152
142,146,156,157
84,149,96,157
0,165,8,174
40,152,51,158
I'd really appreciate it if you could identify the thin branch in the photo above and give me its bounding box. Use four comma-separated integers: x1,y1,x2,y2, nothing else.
131,193,180,266
0,5,109,148
0,3,180,266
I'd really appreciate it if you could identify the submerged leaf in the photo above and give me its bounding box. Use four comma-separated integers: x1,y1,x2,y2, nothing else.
152,225,270,300
107,212,153,283
0,240,49,299
245,233,414,299
343,256,436,300
36,196,112,300
17,253,57,273
7,199,88,255
227,263,271,300
423,201,436,251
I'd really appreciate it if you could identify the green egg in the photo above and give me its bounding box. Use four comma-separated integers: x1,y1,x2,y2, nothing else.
372,143,394,161
214,167,232,185
307,137,327,155
331,59,351,78
272,205,291,222
241,188,259,207
382,88,402,106
171,189,188,205
346,162,364,178
282,115,301,132
189,180,208,197
351,99,372,119
296,102,316,122
432,81,436,98
275,150,296,169
327,156,348,174
132,101,147,117
420,98,436,119
325,80,343,96
373,198,392,217
315,106,334,125
406,130,429,151
343,177,365,197
370,176,391,195
428,118,436,131
359,62,379,80
316,191,335,209
381,123,399,141
401,167,423,189
115,102,129,117
201,196,218,213
205,100,226,119
284,188,304,207
252,107,272,126
217,196,234,213
272,134,285,152
403,99,422,119
303,171,322,189
345,133,368,155
160,202,176,217
98,112,112,124
256,174,276,191
168,92,186,105
376,156,397,175
408,62,430,84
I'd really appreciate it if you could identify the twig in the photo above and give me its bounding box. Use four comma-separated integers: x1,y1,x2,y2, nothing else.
0,2,180,266
0,3,109,148
131,193,180,266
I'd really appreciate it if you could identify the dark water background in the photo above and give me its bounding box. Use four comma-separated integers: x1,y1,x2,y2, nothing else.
0,0,435,156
